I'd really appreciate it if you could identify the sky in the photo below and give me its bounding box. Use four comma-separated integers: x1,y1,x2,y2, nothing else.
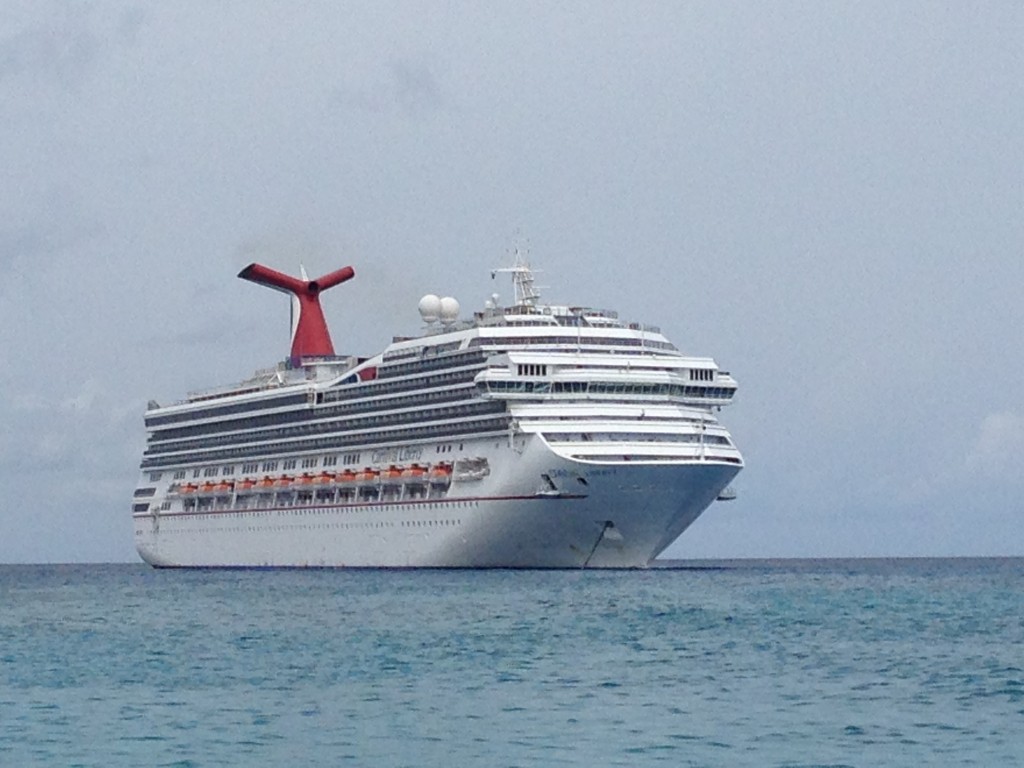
2,1,1022,563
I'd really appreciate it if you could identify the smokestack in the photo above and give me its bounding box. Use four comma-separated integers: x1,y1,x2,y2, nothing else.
238,263,355,363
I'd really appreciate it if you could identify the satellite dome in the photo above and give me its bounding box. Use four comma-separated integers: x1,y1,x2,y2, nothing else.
439,296,460,324
418,294,442,323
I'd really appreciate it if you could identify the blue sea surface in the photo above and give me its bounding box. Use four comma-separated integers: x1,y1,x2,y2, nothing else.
1,559,1022,766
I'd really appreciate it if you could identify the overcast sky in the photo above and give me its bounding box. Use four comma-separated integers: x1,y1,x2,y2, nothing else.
2,2,1022,563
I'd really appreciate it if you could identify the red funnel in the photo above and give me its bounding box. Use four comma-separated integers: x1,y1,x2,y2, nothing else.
238,263,355,361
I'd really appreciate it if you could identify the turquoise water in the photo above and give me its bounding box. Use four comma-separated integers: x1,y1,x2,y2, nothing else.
1,560,1022,766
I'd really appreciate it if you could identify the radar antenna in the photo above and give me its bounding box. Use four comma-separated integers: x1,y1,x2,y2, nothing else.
490,246,540,307
238,262,355,363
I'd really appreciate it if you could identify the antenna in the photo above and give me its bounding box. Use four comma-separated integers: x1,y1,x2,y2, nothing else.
491,246,540,307
238,263,354,363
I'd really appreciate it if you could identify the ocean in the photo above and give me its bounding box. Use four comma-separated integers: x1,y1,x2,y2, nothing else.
1,559,1022,766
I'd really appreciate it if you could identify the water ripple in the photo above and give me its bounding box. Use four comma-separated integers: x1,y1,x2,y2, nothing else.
0,560,1022,766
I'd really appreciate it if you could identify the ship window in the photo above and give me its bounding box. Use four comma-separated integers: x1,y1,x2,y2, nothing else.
139,414,512,470
516,363,548,376
172,470,187,480
221,465,234,475
193,469,201,479
148,471,163,481
204,467,218,477
301,457,319,469
132,503,150,512
283,459,297,470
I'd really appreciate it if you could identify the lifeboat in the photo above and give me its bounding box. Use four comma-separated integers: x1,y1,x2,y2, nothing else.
180,483,199,494
315,471,335,485
354,467,380,484
429,463,453,485
276,475,294,488
213,481,234,493
297,473,315,486
403,464,428,484
256,476,275,489
381,465,404,485
236,478,255,491
199,481,217,494
337,469,357,483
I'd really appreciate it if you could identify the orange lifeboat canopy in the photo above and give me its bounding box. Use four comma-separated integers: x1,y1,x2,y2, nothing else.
430,463,453,485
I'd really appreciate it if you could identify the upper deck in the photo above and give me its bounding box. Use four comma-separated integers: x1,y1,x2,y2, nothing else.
145,255,733,420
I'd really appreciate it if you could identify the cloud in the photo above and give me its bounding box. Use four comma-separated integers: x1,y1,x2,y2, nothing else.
0,379,140,473
0,6,97,90
0,377,141,563
965,411,1024,479
0,216,103,275
0,3,145,92
333,59,451,116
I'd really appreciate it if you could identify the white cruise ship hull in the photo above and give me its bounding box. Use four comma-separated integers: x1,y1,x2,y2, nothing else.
134,439,739,569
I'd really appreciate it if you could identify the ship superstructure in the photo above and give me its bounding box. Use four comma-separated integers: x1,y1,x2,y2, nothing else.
133,256,742,567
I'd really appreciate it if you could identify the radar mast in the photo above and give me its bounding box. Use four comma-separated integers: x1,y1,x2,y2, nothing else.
491,246,540,307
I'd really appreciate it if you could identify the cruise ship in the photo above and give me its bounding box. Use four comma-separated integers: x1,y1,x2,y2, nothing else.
132,256,743,568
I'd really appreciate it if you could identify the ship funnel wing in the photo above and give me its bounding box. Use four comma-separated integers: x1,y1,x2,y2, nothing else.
238,262,355,362
308,266,356,293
